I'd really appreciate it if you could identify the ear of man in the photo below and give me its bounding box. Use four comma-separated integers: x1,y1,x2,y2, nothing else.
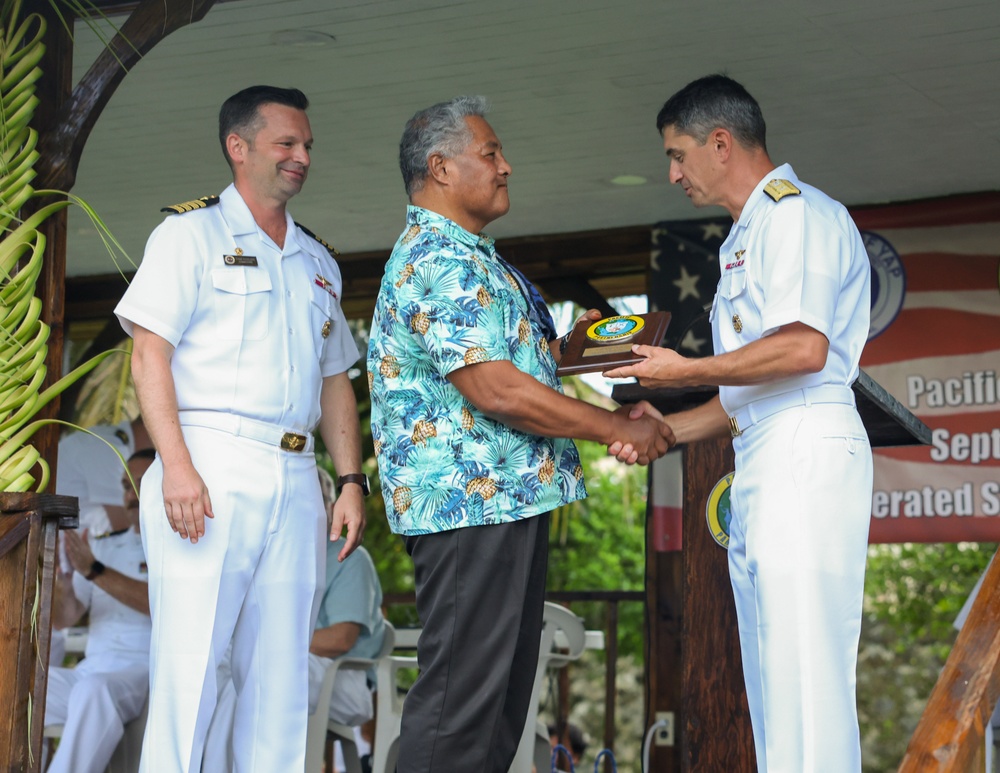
427,151,450,186
709,127,733,161
226,133,248,166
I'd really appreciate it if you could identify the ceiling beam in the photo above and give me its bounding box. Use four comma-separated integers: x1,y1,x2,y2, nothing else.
35,0,219,191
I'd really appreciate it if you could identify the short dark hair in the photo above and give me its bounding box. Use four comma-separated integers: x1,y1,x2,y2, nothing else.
128,448,157,463
656,74,767,151
219,86,310,169
547,722,587,757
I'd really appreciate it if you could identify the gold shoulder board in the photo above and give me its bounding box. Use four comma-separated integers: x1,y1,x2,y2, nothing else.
160,195,220,214
763,179,801,202
296,222,339,256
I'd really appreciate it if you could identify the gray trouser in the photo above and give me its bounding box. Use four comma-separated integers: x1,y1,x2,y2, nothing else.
400,514,550,773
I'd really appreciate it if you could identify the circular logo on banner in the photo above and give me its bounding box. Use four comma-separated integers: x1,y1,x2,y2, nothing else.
586,315,645,345
863,231,906,340
705,472,735,548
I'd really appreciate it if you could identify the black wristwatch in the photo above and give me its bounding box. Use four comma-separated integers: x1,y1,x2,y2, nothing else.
336,473,370,497
85,560,105,581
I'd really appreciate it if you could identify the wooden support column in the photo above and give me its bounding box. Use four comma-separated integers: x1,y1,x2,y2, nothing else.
646,507,683,771
680,438,754,769
646,439,754,771
0,494,77,772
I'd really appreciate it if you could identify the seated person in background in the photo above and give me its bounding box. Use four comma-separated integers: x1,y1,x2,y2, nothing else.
45,448,156,773
548,722,587,771
202,468,386,771
51,415,151,667
56,415,151,535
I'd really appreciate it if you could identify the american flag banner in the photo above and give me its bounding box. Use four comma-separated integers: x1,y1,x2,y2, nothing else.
647,192,1000,546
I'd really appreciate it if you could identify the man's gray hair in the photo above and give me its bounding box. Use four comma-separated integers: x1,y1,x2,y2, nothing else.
399,95,489,197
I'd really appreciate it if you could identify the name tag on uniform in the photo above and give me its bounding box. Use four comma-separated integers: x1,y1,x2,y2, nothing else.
224,254,258,266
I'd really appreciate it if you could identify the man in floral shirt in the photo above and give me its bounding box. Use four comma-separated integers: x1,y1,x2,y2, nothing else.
368,95,673,773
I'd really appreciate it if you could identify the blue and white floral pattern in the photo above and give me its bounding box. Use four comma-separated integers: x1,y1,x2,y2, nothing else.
368,206,586,536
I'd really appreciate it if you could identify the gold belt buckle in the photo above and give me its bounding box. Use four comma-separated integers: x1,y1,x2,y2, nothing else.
729,416,742,438
280,432,307,452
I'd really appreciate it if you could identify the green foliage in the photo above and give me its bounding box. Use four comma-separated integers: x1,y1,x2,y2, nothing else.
546,433,648,659
858,541,996,772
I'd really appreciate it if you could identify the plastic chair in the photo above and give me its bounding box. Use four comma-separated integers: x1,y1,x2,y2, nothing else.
509,602,587,773
305,621,396,773
370,629,420,773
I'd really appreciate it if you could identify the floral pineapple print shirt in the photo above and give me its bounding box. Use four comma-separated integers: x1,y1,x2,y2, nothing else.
368,206,586,536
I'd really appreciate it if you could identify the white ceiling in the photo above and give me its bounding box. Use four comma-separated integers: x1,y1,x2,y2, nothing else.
66,0,1000,278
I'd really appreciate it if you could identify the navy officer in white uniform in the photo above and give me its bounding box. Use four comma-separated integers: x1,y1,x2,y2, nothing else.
607,75,873,772
114,85,366,773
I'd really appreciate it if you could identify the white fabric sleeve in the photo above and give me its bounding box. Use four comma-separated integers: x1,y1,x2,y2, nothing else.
115,216,205,345
757,199,844,339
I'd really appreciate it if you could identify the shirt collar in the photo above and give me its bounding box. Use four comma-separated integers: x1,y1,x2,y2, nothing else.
735,162,798,228
220,183,303,256
406,205,496,257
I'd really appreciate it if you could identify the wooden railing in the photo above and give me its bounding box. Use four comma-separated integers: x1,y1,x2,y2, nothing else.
383,588,645,764
899,548,1000,772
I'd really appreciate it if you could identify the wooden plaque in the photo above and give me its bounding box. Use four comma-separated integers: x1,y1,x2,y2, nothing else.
556,311,671,376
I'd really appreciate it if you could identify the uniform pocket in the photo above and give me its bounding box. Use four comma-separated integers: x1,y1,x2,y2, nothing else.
723,267,748,300
211,268,272,340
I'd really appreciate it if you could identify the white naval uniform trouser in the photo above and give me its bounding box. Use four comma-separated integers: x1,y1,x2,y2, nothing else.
201,652,373,772
727,401,873,773
45,652,149,773
139,426,326,773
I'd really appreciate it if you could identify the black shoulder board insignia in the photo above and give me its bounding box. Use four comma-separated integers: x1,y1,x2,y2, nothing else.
297,222,339,256
114,429,129,445
763,179,801,202
161,195,220,214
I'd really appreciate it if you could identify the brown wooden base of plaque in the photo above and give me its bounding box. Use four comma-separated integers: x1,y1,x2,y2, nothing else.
556,311,671,376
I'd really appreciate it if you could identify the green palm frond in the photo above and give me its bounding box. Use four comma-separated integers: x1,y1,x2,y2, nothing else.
0,0,131,491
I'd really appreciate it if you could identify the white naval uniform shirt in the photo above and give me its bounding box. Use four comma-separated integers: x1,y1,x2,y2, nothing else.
72,528,151,660
711,163,871,415
114,184,359,432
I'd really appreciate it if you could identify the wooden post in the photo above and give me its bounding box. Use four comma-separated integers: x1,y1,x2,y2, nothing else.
898,546,1000,772
646,506,683,772
680,438,755,769
646,440,755,771
0,494,77,772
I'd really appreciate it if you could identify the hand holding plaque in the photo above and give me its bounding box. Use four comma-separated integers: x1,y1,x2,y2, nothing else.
555,311,671,377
